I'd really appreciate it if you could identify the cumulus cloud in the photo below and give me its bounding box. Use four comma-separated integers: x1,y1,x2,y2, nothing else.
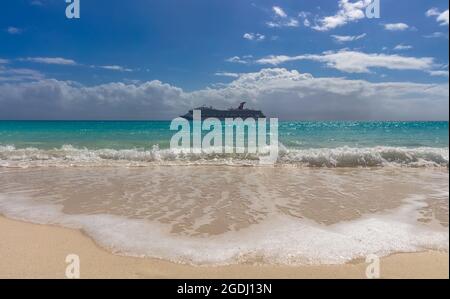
331,33,367,43
256,50,435,73
214,72,241,78
243,33,265,41
0,79,184,120
22,57,78,65
426,8,440,17
437,10,448,26
272,6,287,18
312,0,372,31
0,68,448,120
384,23,409,31
426,8,449,26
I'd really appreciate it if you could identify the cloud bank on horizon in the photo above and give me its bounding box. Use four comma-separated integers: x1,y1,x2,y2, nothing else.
0,0,449,120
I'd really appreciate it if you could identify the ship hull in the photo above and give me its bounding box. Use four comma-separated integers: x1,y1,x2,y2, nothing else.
181,109,265,120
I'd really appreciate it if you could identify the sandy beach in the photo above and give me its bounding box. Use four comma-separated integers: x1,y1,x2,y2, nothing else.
0,166,448,279
0,216,448,279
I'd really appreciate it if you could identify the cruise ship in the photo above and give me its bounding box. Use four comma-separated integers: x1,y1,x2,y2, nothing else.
180,102,265,120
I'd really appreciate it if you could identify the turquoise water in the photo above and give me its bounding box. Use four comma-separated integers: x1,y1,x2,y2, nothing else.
0,121,448,150
0,121,448,167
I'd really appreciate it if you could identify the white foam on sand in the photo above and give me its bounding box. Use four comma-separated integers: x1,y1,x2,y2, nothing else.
0,194,448,266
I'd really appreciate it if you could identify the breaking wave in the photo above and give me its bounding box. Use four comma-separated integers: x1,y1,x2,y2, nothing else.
0,144,448,168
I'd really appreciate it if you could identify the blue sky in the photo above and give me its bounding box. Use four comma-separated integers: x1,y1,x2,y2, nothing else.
0,0,449,120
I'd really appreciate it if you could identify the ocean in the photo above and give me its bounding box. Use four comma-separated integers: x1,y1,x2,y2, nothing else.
0,121,448,265
0,120,448,167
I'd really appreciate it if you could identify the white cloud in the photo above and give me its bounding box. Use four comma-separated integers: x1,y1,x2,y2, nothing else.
256,50,436,74
21,58,133,72
6,27,23,35
266,6,299,28
298,11,311,27
426,8,449,26
214,72,241,78
0,66,45,82
22,57,77,65
225,56,251,64
0,59,9,64
100,65,133,72
437,10,449,25
331,33,367,43
312,0,372,31
428,70,449,77
384,23,410,31
243,33,253,40
426,8,441,17
393,44,413,51
0,79,184,120
0,68,447,120
303,19,311,27
267,19,299,28
298,11,309,18
285,19,299,27
243,33,265,41
272,6,287,18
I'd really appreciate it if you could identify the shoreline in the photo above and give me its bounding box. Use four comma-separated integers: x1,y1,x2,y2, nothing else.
0,216,448,279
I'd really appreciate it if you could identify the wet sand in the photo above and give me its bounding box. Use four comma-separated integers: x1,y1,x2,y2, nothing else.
0,166,448,277
1,167,448,231
0,216,448,279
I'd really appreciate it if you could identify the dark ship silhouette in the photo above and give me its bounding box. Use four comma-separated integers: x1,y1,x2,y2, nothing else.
181,102,265,120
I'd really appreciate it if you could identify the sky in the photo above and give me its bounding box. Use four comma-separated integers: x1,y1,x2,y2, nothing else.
0,0,449,120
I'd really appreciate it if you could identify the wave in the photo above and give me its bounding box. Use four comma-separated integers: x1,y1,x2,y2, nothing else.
0,144,448,168
279,146,449,168
0,194,447,265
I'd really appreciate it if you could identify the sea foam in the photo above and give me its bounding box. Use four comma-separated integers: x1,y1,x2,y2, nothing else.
0,144,448,168
0,194,447,265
